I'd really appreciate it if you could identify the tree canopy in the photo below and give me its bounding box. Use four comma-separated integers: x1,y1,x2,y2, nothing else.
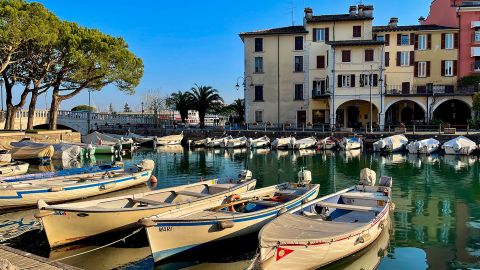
166,91,192,123
188,85,223,127
71,105,95,112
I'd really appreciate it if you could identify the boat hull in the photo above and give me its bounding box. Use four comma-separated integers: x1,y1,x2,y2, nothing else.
443,146,476,155
0,162,29,177
37,179,257,248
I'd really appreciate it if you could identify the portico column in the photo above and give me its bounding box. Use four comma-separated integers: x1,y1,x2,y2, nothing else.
379,112,385,131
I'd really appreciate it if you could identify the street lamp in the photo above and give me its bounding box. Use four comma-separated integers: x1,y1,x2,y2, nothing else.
141,102,144,115
87,89,91,133
235,76,253,123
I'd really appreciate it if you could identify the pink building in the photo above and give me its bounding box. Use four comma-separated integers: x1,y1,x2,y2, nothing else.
424,0,480,78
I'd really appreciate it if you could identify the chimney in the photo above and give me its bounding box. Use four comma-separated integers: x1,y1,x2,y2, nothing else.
304,7,313,19
349,5,357,16
418,16,426,24
357,4,364,16
388,17,399,27
363,5,374,17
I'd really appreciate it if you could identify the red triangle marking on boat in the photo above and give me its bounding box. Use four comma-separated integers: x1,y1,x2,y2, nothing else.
276,247,294,261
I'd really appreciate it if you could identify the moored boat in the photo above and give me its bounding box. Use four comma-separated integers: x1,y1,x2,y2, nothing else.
247,136,270,149
156,132,184,146
340,137,362,151
225,136,247,148
189,138,211,148
441,136,478,155
139,169,319,262
252,168,393,270
373,134,408,152
35,170,256,248
83,132,134,153
0,161,29,177
406,138,440,154
10,144,54,164
290,136,317,150
207,136,232,148
0,150,12,163
271,137,294,150
11,141,82,161
1,159,154,210
316,137,338,150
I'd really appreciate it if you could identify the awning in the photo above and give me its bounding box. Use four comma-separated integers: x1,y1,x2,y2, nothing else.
471,47,480,57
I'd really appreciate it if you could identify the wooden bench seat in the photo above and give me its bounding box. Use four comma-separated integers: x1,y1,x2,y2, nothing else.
175,190,210,198
317,202,383,212
249,200,282,207
133,197,169,206
341,193,389,202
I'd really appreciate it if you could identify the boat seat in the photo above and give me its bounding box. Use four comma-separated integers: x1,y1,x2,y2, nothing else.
249,200,282,207
175,190,209,198
132,197,168,206
341,193,388,202
317,202,383,212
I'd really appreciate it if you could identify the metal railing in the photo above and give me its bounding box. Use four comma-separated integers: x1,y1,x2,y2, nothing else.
311,90,330,98
385,85,477,95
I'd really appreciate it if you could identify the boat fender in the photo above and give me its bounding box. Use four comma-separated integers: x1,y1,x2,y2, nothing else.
49,186,63,192
149,175,158,184
138,218,156,227
217,220,234,230
357,233,371,244
277,207,288,217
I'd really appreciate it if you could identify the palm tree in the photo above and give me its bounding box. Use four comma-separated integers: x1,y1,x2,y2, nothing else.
166,91,192,123
228,99,245,123
188,84,224,128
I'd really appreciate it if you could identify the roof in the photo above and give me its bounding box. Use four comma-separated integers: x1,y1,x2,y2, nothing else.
306,14,373,23
373,24,459,32
239,26,308,37
326,40,384,47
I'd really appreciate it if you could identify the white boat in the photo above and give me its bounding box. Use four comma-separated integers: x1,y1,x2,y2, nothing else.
317,137,338,150
35,171,256,248
271,137,294,150
373,134,408,152
290,136,317,150
0,161,29,177
340,137,362,151
247,136,270,149
189,138,211,148
207,136,232,148
83,132,134,152
406,138,440,154
252,168,393,270
156,132,184,146
225,136,248,148
140,170,319,262
0,150,11,163
442,136,478,155
0,159,154,210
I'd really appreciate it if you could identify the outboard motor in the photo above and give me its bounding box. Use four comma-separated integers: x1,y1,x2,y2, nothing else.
238,170,253,182
297,168,312,186
453,141,462,152
359,168,376,186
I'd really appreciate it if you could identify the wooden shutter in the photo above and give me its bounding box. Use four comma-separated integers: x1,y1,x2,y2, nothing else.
317,55,325,69
373,74,378,86
353,26,361,37
454,33,459,49
397,34,401,46
396,52,401,66
410,51,414,66
351,75,356,87
441,33,446,49
414,62,419,77
385,34,390,46
426,61,431,77
338,75,342,87
325,28,330,41
441,60,446,76
427,34,432,49
410,33,415,45
414,34,419,50
312,28,317,42
365,49,373,61
385,52,390,67
453,60,458,76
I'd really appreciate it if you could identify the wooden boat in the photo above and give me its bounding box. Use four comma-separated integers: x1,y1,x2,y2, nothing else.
271,137,294,150
247,136,270,149
373,135,408,152
442,136,478,155
68,143,96,157
11,141,82,161
207,136,232,148
290,137,317,150
224,136,247,148
252,168,393,270
0,161,29,177
189,138,211,148
93,144,116,155
10,144,54,164
156,132,184,146
406,138,440,154
83,132,134,153
0,150,11,163
36,171,257,248
317,137,338,150
340,137,362,151
139,170,319,262
0,159,154,210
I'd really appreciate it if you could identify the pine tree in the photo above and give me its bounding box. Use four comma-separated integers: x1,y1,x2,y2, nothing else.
124,102,131,112
109,103,115,114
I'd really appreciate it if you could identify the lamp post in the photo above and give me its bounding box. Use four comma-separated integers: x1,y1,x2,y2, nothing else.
87,89,91,133
362,65,374,133
235,76,253,124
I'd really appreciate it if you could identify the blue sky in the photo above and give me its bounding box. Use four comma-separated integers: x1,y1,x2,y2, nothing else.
31,0,431,112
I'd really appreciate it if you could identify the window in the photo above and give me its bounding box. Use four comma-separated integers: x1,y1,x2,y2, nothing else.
342,50,351,62
474,57,480,71
365,49,374,62
314,28,326,42
444,60,454,76
294,84,304,100
254,85,263,101
254,57,263,73
317,55,325,69
353,26,362,38
400,51,410,66
401,34,410,45
475,30,480,42
376,35,385,42
254,38,263,52
313,80,327,95
385,52,390,67
340,75,353,87
418,61,427,77
360,74,378,87
294,56,303,72
418,34,427,50
295,36,303,50
254,111,263,123
445,33,454,49
312,110,329,124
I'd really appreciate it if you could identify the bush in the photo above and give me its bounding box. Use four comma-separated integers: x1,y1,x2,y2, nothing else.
71,105,95,112
458,75,480,87
468,118,480,129
430,119,444,126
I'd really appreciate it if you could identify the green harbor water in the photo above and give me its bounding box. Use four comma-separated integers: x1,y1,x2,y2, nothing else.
2,146,480,270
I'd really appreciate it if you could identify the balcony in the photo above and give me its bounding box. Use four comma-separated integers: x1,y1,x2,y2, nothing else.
385,85,477,96
312,90,330,99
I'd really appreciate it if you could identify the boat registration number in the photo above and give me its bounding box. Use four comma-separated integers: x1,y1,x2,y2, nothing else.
158,226,173,232
54,211,67,216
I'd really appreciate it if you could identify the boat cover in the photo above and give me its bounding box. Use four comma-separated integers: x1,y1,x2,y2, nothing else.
443,136,477,151
10,145,54,161
82,132,121,145
11,141,81,161
359,168,376,186
376,135,408,149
